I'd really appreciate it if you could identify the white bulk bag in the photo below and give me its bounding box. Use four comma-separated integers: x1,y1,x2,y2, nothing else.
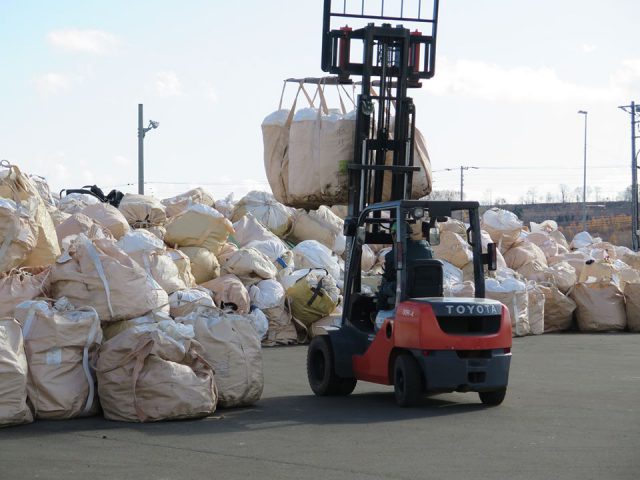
232,191,293,237
0,318,33,427
232,214,280,246
168,288,215,318
161,188,215,218
292,240,341,282
117,194,166,228
0,198,38,272
481,208,523,252
246,239,295,273
485,277,530,337
15,299,101,419
289,206,346,255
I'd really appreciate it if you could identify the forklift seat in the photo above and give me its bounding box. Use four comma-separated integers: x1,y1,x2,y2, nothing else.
406,259,444,298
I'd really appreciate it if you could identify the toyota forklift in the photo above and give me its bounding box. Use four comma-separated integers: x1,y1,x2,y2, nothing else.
306,0,512,407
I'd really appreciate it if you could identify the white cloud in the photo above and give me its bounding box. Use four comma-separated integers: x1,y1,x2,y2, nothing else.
34,73,80,95
424,57,640,104
582,44,597,54
155,71,183,97
47,29,119,54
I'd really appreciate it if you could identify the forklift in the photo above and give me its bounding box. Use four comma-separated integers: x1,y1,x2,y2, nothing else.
306,0,512,407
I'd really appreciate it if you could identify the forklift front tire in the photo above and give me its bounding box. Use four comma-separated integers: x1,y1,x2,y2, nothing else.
307,336,357,396
478,388,507,406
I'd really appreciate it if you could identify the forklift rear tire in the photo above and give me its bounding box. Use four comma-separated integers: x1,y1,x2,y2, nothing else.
478,388,507,406
393,353,422,407
307,336,357,396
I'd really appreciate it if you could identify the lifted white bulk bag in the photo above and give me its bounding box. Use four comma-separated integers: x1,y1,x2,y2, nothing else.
164,204,234,255
485,277,530,337
538,284,576,333
262,106,293,204
571,282,626,332
97,323,217,422
289,206,346,255
81,203,130,240
232,191,293,237
161,188,215,218
179,246,220,285
262,82,313,205
221,247,278,286
15,299,101,419
50,236,168,322
200,274,251,314
481,208,523,252
287,104,355,208
180,309,263,408
432,231,473,269
118,194,166,228
0,198,38,272
0,266,50,318
0,318,33,427
623,282,640,332
292,240,341,282
168,288,215,318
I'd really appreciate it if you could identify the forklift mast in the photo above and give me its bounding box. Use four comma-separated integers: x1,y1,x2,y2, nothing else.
321,0,440,219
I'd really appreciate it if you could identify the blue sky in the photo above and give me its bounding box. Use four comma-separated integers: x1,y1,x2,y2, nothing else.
1,0,638,203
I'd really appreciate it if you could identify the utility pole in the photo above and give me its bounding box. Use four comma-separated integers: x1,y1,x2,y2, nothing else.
578,110,588,232
619,101,640,251
445,166,479,201
137,104,159,195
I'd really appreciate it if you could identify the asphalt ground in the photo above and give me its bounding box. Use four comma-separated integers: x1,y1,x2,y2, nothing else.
1,333,639,480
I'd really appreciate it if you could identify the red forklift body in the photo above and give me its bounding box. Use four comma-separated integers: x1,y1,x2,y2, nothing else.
351,299,512,392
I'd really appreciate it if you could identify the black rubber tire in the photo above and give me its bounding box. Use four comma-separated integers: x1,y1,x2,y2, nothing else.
307,336,357,396
393,353,423,407
479,388,507,406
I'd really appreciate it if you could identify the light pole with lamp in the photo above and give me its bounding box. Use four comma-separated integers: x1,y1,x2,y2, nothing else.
137,104,159,195
618,101,640,251
578,110,588,231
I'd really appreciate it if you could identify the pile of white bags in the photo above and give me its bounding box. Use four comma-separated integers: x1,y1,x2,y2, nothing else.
15,298,101,419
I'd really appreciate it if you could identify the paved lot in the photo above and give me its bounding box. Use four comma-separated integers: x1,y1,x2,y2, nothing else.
1,333,639,480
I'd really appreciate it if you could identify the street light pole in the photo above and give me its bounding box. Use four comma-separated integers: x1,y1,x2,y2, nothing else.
137,104,160,196
619,101,640,250
138,104,144,195
578,110,588,231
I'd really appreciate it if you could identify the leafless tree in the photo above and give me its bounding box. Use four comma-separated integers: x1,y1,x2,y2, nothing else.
559,184,569,203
